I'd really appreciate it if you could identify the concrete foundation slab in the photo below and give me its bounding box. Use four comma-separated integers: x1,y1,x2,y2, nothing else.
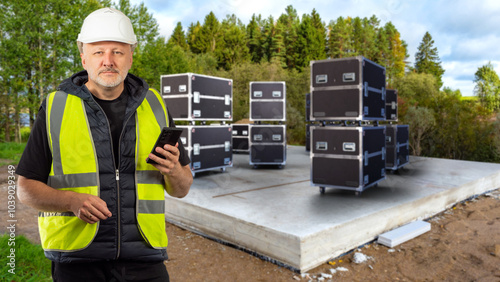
164,145,500,272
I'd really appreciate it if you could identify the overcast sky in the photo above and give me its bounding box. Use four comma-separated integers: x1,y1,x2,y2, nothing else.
127,0,500,96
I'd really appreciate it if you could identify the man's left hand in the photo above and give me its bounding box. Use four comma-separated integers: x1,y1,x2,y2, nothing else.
148,143,180,175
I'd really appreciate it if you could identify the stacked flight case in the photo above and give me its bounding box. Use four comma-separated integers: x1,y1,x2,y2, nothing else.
385,89,398,121
232,124,249,153
385,124,410,170
249,81,286,122
383,89,410,171
310,56,386,122
309,56,388,194
161,73,233,176
178,124,233,174
305,93,311,152
161,73,232,121
249,81,287,167
310,126,386,194
249,124,286,168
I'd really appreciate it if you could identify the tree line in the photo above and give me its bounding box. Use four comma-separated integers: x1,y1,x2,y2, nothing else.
1,0,499,162
170,7,408,86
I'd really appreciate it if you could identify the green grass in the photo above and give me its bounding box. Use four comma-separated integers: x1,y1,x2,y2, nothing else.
0,234,51,281
0,142,26,166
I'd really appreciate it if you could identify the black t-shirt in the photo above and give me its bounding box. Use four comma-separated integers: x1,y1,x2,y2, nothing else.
16,91,190,183
93,89,129,166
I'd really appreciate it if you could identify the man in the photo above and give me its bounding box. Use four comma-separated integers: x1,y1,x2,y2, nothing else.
16,7,192,281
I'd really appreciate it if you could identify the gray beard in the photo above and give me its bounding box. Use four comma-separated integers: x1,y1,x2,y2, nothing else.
87,69,126,88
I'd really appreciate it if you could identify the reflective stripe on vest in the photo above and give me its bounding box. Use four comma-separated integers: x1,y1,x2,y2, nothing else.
40,89,169,252
135,88,169,249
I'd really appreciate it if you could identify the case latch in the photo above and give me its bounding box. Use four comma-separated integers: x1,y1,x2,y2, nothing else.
315,74,328,84
343,72,355,82
316,141,328,151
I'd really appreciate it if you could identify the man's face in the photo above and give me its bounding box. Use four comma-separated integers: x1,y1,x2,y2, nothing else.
81,41,133,90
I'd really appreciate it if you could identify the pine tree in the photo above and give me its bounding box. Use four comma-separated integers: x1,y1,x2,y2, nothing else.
246,14,264,63
187,21,202,54
364,15,381,59
295,12,326,70
261,16,286,67
348,16,379,59
200,12,222,53
260,16,275,62
167,22,188,51
351,17,363,56
271,21,286,66
277,5,300,69
414,31,445,88
217,14,250,70
380,22,408,87
327,17,353,58
310,9,327,56
186,12,222,55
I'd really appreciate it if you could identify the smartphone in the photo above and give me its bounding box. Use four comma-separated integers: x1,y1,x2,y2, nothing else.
146,127,183,165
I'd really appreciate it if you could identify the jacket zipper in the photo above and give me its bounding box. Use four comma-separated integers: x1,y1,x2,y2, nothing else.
92,100,122,259
91,97,129,260
114,112,135,259
115,168,121,259
91,93,139,260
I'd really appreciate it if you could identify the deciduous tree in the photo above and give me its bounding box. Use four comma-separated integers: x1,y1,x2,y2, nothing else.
473,61,500,112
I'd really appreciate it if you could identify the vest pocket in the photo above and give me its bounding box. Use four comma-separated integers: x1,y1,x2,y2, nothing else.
39,213,98,251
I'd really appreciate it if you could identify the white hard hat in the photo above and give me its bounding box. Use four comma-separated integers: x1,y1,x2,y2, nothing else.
77,7,137,53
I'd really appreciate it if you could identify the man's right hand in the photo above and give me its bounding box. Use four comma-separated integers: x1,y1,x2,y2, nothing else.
69,193,112,224
17,176,112,224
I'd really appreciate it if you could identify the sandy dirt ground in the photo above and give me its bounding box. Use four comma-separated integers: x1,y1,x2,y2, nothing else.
1,164,499,281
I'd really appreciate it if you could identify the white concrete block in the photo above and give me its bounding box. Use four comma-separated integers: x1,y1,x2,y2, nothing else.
377,220,431,247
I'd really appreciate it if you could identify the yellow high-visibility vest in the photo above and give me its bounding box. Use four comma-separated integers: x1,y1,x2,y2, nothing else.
40,89,169,251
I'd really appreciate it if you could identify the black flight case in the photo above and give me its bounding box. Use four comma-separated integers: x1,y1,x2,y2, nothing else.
310,56,386,121
161,73,233,121
305,93,311,151
232,124,250,153
249,124,287,168
310,126,386,194
385,124,409,171
249,81,286,122
385,89,398,121
178,124,233,177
